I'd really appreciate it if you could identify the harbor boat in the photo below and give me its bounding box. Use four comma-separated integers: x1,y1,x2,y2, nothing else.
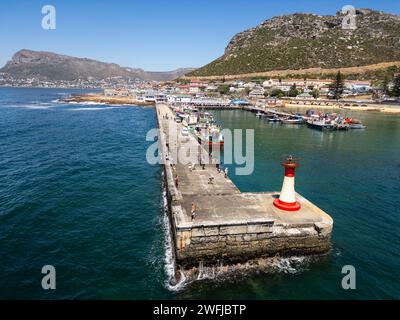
349,124,367,129
281,116,305,124
306,112,359,131
266,115,281,122
256,111,264,118
332,122,349,130
306,119,333,130
307,118,351,131
198,112,214,124
344,117,366,129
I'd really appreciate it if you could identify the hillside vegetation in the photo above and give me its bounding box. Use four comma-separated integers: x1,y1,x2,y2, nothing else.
189,9,400,78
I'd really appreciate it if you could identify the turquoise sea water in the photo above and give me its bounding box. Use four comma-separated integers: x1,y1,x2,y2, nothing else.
0,87,399,299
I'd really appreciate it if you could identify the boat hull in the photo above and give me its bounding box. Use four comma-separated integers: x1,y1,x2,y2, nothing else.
281,119,304,124
349,124,366,129
306,121,333,131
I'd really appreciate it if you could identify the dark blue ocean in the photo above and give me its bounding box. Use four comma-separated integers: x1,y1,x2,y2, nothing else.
0,87,399,299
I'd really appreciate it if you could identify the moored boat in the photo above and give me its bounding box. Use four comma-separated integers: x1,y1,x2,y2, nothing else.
349,124,367,129
281,116,305,124
344,117,366,129
266,115,281,122
306,119,333,130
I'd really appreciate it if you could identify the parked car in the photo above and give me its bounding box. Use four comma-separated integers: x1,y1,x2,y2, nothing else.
181,128,189,136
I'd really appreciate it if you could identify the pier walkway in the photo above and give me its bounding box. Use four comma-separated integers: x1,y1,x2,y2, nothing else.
157,104,333,267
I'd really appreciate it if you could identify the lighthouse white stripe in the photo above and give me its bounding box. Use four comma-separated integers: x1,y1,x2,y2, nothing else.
279,176,296,203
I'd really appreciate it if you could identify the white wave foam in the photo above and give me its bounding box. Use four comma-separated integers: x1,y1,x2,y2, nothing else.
270,256,306,274
67,107,109,111
167,255,309,290
10,104,54,110
78,101,108,106
112,105,133,108
161,176,189,292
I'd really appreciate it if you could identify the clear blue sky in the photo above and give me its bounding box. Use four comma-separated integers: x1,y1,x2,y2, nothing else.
1,0,399,71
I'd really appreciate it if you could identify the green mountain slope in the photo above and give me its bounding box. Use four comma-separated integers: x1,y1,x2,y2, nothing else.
189,9,400,77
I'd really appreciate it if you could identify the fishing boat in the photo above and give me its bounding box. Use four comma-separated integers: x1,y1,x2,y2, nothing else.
306,119,333,130
344,117,366,129
349,124,367,129
332,122,349,130
198,112,214,124
281,116,305,124
266,115,281,122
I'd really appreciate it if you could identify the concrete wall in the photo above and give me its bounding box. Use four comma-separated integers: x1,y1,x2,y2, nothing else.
175,222,332,267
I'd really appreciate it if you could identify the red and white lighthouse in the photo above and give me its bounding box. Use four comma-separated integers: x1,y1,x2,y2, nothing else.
273,156,301,211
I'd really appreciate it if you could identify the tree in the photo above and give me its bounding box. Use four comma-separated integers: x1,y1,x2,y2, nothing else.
288,83,299,97
270,89,285,98
329,71,345,100
381,76,390,96
218,84,230,95
391,74,400,97
177,78,190,85
312,88,320,99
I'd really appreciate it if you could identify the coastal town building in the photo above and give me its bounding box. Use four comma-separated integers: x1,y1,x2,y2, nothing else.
205,84,218,92
136,90,167,104
296,92,314,99
188,79,207,94
249,87,266,98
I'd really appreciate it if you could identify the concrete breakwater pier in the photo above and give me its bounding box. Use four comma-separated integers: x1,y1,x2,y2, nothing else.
156,104,333,271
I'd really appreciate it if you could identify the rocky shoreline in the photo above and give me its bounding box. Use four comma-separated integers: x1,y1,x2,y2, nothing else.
61,93,155,107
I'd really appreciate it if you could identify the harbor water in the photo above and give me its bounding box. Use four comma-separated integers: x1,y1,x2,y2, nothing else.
0,88,399,299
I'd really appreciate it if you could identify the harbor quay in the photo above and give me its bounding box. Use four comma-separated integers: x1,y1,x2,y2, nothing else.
156,104,333,270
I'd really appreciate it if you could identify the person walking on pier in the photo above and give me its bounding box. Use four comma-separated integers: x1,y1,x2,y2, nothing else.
224,167,228,178
191,202,197,221
201,156,206,170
